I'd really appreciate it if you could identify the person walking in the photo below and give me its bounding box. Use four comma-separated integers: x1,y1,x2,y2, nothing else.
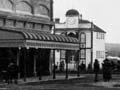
102,58,112,82
1,68,8,83
94,59,100,82
7,62,19,84
80,61,86,73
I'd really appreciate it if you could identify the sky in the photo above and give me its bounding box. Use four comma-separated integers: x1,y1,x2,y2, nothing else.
54,0,120,44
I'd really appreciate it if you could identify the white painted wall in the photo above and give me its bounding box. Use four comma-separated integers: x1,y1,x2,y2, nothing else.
85,31,91,48
93,32,105,68
86,49,91,68
66,16,79,28
55,50,60,65
55,23,66,28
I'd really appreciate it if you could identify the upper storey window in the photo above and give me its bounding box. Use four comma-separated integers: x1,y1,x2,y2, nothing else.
0,0,13,12
96,32,105,39
80,32,86,43
34,5,49,17
16,1,32,15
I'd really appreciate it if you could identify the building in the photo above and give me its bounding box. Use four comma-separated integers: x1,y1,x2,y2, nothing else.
55,9,106,70
0,0,79,79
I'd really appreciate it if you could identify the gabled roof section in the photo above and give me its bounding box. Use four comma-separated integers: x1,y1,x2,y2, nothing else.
0,27,79,43
93,24,106,33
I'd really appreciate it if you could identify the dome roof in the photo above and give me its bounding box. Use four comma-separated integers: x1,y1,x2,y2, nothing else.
66,9,79,16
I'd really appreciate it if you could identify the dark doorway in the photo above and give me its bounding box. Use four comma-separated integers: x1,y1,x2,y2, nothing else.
36,49,50,76
19,48,51,78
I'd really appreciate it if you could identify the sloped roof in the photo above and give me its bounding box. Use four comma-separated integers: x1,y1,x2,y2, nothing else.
93,25,106,33
0,27,79,50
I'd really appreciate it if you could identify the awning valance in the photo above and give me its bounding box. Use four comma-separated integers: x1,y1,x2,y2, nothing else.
21,30,78,43
0,28,79,50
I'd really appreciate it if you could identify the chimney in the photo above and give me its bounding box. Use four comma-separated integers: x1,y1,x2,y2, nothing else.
55,18,60,23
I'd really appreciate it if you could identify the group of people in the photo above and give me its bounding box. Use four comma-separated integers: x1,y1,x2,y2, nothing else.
94,58,115,82
1,62,19,84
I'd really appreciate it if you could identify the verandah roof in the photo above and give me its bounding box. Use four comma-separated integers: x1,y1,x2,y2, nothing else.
0,27,79,50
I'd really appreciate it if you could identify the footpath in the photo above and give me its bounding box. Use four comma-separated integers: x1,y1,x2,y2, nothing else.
1,74,120,89
18,74,85,84
18,74,120,88
92,80,120,88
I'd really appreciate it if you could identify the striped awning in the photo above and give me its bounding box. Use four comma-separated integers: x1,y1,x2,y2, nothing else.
0,28,79,50
21,30,78,43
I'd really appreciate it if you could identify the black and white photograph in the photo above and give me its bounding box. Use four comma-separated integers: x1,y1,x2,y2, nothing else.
0,0,119,90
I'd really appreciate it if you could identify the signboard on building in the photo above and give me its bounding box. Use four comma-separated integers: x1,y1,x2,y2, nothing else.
79,23,91,29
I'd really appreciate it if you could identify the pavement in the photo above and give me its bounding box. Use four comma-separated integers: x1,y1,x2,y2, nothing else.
92,80,120,88
18,74,85,84
1,74,120,89
18,74,120,88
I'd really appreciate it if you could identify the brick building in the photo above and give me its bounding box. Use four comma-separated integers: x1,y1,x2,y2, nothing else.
0,0,79,79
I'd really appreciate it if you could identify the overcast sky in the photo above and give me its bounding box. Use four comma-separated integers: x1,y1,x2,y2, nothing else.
54,0,120,44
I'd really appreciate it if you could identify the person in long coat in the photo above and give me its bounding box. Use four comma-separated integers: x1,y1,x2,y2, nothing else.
7,62,19,84
102,58,112,82
94,59,100,82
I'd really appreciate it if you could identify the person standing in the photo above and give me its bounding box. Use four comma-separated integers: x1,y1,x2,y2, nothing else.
7,62,19,84
80,61,86,73
94,59,100,82
102,58,112,82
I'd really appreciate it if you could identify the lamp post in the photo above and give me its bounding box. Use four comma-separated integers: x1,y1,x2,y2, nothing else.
53,49,56,79
17,47,21,79
23,46,29,82
91,22,93,70
77,31,80,77
65,50,68,79
34,47,38,77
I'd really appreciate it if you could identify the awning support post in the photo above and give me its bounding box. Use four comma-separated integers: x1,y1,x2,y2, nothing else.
77,50,80,77
34,54,37,77
23,47,29,82
65,50,68,79
23,48,26,82
17,47,21,79
38,49,42,80
53,49,56,79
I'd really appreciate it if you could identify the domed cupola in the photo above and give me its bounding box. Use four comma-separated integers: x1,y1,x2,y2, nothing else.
66,9,79,16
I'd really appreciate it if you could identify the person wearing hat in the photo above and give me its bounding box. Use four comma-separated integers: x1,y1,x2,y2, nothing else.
7,62,19,84
94,59,100,82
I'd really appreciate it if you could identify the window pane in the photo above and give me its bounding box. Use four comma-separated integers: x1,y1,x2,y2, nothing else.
0,0,13,11
80,49,85,58
16,2,32,14
80,33,86,43
35,5,49,16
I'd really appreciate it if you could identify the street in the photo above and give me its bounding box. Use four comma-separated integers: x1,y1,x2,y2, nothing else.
1,74,120,90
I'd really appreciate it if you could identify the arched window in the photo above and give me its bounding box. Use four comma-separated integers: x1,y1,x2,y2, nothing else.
80,32,86,43
34,5,49,16
0,0,13,12
16,1,32,15
67,32,77,38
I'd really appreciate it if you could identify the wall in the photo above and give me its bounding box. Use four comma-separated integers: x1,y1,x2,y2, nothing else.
0,0,51,20
93,32,105,68
0,0,53,32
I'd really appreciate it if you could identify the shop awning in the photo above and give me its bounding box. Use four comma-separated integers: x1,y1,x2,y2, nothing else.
0,27,79,50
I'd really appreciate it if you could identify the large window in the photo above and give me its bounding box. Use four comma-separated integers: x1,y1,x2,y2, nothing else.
96,51,105,59
16,1,32,15
34,5,49,16
79,32,86,48
80,49,86,59
96,32,105,39
80,32,86,43
0,0,13,12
